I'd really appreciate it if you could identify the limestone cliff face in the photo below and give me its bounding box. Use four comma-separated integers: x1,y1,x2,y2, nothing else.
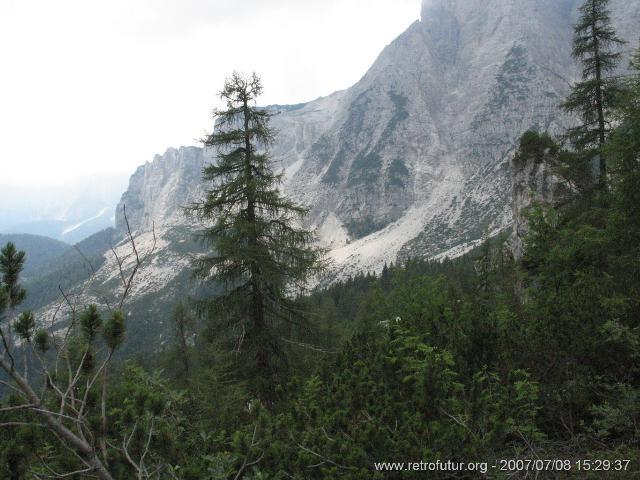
113,0,639,280
116,147,210,234
509,142,574,261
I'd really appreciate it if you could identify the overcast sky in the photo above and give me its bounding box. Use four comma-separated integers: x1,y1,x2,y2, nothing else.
0,0,420,187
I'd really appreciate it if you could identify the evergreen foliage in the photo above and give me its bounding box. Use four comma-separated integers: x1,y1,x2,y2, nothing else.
0,234,69,281
103,310,126,350
13,311,35,342
80,305,103,342
33,329,49,353
190,72,325,404
0,242,27,310
562,0,625,183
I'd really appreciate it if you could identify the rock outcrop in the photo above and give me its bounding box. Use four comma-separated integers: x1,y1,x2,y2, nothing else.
116,147,211,234
509,133,574,260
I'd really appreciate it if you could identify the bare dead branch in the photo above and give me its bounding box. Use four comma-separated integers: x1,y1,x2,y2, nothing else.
118,205,157,310
123,205,141,266
0,206,158,480
121,421,143,477
36,453,98,479
0,379,28,399
139,417,156,475
110,244,128,290
295,442,356,471
280,337,336,354
75,245,115,314
234,424,264,480
78,349,114,420
0,422,47,428
74,246,97,277
0,325,16,372
0,354,114,480
0,403,36,412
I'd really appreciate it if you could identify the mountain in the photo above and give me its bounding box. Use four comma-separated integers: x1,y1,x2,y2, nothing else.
114,0,640,275
0,234,70,282
102,0,640,278
269,0,637,276
0,173,129,244
26,0,640,353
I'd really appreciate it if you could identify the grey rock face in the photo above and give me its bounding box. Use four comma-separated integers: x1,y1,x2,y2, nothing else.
263,0,638,277
116,147,211,234
109,0,638,280
110,0,639,280
509,148,573,261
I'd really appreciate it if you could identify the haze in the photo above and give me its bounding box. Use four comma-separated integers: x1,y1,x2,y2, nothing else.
0,0,419,188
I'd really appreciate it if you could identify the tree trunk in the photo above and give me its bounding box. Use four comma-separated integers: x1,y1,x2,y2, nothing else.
591,1,607,185
100,363,109,463
242,96,269,404
178,321,190,377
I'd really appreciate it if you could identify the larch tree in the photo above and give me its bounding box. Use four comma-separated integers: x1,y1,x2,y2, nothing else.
191,72,325,404
562,0,625,185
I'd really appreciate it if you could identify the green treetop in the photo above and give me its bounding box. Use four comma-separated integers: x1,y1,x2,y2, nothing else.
0,242,26,310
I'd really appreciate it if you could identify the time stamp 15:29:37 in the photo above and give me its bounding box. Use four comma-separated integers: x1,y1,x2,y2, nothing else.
495,458,631,473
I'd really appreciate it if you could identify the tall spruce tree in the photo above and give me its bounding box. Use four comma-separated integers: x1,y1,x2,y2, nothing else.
191,72,325,403
562,0,625,184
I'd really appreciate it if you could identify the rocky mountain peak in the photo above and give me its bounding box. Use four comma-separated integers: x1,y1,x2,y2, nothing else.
109,0,638,280
116,146,210,235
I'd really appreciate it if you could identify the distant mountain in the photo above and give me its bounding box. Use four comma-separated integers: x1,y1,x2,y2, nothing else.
0,172,129,243
19,228,118,313
0,234,70,282
5,208,114,245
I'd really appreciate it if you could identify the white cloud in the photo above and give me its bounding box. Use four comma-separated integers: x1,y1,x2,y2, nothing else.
0,0,419,187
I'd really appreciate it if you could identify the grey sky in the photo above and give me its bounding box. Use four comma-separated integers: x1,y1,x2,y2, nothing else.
0,0,419,187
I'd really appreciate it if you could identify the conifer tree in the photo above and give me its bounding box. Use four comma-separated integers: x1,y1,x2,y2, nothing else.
0,242,26,355
0,242,26,311
191,72,325,403
605,42,640,261
562,0,625,184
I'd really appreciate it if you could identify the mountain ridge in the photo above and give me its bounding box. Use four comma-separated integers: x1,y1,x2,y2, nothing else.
109,0,640,279
25,0,640,352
